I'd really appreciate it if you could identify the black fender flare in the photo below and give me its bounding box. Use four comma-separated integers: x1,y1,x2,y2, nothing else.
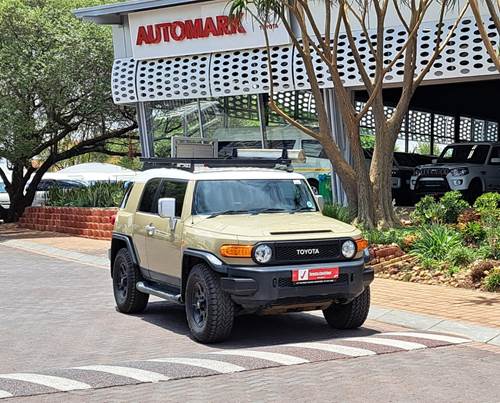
182,249,228,274
110,233,140,276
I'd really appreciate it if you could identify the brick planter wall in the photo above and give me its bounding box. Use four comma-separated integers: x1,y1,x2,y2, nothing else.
19,206,117,240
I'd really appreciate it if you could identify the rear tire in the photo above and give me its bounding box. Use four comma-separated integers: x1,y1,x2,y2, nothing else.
185,263,234,343
323,286,370,329
112,248,149,314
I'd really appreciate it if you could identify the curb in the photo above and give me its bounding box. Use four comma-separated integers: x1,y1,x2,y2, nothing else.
368,305,500,346
0,236,108,268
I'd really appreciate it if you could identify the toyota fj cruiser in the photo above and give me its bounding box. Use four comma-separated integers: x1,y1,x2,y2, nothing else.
110,156,373,343
410,142,500,203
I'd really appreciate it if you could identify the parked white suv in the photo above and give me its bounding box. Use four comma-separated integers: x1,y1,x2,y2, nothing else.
410,142,500,202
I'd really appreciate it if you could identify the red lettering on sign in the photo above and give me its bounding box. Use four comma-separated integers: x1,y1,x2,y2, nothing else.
170,21,186,41
136,14,248,46
184,18,203,39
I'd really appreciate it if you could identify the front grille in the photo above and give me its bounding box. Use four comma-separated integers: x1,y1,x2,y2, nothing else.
278,273,349,288
273,239,342,264
415,179,450,193
420,167,449,176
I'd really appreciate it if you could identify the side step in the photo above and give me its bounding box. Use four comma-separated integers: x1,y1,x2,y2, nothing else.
136,281,182,304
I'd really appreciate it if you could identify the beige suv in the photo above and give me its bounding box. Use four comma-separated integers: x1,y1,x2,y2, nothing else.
110,165,373,343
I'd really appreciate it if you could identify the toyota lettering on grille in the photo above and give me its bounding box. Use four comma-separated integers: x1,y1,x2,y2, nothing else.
296,248,320,256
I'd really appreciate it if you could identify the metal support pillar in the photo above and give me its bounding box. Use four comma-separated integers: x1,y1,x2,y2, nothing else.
197,99,205,138
136,102,154,158
430,113,435,155
404,112,410,153
324,88,351,207
454,115,461,143
257,94,268,148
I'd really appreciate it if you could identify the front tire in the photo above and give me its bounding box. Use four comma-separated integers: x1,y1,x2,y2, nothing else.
323,286,370,329
112,248,149,314
185,264,234,343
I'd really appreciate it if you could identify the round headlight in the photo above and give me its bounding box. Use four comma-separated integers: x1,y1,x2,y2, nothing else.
341,240,356,259
254,244,272,264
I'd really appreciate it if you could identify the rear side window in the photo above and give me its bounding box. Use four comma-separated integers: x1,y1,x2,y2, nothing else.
120,182,134,209
139,178,162,213
157,180,188,217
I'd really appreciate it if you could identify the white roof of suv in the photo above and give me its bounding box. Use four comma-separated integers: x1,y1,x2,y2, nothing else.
134,168,306,183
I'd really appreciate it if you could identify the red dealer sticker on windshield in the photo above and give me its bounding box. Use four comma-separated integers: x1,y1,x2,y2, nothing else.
292,267,340,284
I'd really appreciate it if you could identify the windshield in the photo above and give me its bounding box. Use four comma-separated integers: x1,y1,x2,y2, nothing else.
438,144,490,164
0,183,5,193
193,179,317,216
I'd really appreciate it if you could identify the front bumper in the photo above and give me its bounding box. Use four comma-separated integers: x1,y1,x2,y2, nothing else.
410,175,471,193
220,258,373,310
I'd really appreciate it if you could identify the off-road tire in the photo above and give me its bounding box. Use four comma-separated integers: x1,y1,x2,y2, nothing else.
185,263,234,343
112,248,149,314
323,286,370,329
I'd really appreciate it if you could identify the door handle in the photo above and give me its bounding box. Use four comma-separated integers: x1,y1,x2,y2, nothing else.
145,224,156,236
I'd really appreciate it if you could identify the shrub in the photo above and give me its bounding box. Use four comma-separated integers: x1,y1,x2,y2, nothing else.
474,192,500,212
446,247,478,267
411,195,441,225
457,209,481,225
363,227,415,249
468,260,495,283
459,221,487,245
474,192,500,226
484,227,500,260
411,225,462,262
483,268,500,292
439,191,470,224
411,192,469,225
46,182,125,208
322,203,355,223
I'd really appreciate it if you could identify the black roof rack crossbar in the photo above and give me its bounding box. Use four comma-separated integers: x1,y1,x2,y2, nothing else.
140,156,292,172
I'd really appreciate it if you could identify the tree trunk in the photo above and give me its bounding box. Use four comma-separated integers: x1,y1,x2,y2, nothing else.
349,127,376,229
0,163,38,223
370,132,399,228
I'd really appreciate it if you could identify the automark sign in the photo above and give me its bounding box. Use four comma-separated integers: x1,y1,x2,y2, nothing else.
128,1,290,59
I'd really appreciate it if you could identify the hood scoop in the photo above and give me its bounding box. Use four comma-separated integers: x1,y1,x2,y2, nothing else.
269,229,333,235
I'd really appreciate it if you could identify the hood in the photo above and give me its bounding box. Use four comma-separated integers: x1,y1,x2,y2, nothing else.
190,212,358,239
416,163,479,169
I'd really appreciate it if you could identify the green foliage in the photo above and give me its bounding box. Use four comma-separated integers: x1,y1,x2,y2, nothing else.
363,227,415,250
483,268,500,292
474,192,500,226
484,227,500,260
322,203,355,223
446,247,479,267
439,191,470,223
0,0,135,222
459,221,487,245
411,192,469,225
411,225,462,261
46,182,125,208
474,192,500,212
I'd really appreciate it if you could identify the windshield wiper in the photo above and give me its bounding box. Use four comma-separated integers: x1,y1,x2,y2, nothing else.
289,207,315,213
249,208,291,215
207,210,249,218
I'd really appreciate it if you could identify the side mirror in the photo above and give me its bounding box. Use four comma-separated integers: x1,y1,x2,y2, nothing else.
490,157,500,164
315,195,325,211
431,158,437,163
158,198,177,230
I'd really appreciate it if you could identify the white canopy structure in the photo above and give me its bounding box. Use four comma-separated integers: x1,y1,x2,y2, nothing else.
45,163,138,183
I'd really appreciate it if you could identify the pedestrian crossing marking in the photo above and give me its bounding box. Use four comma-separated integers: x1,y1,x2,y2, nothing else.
149,357,245,373
75,365,169,383
0,373,91,392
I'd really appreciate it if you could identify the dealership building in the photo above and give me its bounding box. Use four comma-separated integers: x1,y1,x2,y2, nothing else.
75,0,499,202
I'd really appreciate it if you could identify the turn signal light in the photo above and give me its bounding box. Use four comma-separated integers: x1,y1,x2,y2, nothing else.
220,244,253,257
356,238,369,251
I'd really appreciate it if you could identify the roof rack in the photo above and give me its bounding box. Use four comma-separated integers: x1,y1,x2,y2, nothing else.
141,149,294,172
